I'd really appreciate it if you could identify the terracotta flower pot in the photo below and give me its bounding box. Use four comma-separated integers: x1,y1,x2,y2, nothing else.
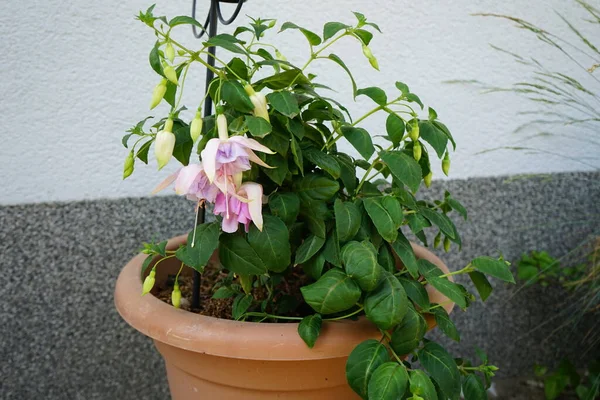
114,235,454,400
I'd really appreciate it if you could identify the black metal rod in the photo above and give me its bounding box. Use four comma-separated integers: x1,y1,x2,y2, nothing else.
191,0,220,310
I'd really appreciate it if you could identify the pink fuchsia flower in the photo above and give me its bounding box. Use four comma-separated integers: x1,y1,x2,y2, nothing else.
152,163,225,203
201,114,274,183
213,182,264,233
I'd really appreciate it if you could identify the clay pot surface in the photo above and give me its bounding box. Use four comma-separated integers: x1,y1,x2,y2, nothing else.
115,235,454,399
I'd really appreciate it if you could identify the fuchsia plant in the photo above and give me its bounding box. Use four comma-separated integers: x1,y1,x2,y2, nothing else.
123,5,514,399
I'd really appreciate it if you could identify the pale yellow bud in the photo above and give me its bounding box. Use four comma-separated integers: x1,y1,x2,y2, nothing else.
155,125,176,170
150,79,167,109
190,112,203,142
163,65,178,85
165,42,175,63
142,269,156,295
217,114,228,140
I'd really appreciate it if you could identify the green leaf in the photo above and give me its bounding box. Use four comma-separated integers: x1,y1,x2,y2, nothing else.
232,294,253,320
380,151,422,192
280,22,322,45
390,303,427,355
149,41,163,77
336,153,357,193
175,223,220,273
468,271,493,301
378,243,396,273
301,207,327,238
368,362,409,400
419,207,456,240
204,34,247,55
471,256,515,283
254,68,309,90
363,197,402,243
298,314,322,348
406,213,431,234
334,200,362,242
219,234,268,276
433,120,456,150
419,121,448,158
293,174,340,204
295,235,326,265
399,277,430,309
354,28,374,45
171,122,193,165
323,22,349,41
140,255,154,280
386,114,405,147
226,57,249,81
390,233,419,278
430,306,460,341
323,229,342,267
169,15,205,29
301,268,361,314
267,91,300,118
395,81,410,96
341,241,382,291
446,196,468,220
356,87,387,106
364,270,408,330
418,342,461,400
346,339,390,399
247,215,291,273
409,370,439,400
212,286,236,299
303,253,326,280
221,80,254,112
246,116,272,138
341,126,375,160
261,153,288,185
426,276,467,310
462,374,487,400
269,192,300,225
328,54,357,95
290,136,304,173
303,147,341,179
406,93,424,109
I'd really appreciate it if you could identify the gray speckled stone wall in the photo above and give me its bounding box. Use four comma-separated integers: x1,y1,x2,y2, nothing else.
1,171,598,400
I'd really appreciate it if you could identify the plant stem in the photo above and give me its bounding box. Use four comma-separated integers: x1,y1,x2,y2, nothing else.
153,28,220,75
354,144,394,195
243,312,304,321
438,264,474,279
325,306,364,321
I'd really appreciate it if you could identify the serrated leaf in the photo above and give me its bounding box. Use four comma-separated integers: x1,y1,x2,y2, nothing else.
342,241,382,291
261,153,288,185
323,229,342,267
471,257,515,283
169,15,205,29
298,314,322,348
446,197,468,220
341,126,375,160
378,243,396,273
149,41,163,77
346,339,390,399
380,151,422,192
303,253,326,280
336,153,357,193
295,235,326,265
354,29,374,45
219,234,268,276
368,362,409,400
334,199,362,242
301,268,361,314
418,342,461,400
290,136,303,172
247,215,291,273
254,68,309,90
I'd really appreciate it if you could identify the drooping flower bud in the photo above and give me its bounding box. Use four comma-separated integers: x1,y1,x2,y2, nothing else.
362,44,379,70
171,280,182,308
163,64,178,85
424,171,433,188
216,114,229,140
142,268,156,295
190,111,203,142
409,119,420,141
433,232,442,248
155,119,176,170
245,84,270,122
443,237,451,252
413,142,422,162
442,152,451,176
165,42,175,63
150,79,168,109
123,151,135,179
275,49,287,62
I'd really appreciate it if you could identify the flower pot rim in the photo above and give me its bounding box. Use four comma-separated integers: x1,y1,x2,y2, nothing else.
114,234,454,361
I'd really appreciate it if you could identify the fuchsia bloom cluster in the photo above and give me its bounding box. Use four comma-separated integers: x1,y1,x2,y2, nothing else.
154,114,273,233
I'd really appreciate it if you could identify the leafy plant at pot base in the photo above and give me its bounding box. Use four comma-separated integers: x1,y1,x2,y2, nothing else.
533,358,599,400
123,4,515,399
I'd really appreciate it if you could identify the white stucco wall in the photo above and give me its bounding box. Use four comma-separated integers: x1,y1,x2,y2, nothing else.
1,0,597,205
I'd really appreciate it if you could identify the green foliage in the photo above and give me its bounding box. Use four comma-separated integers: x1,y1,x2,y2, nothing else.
125,7,518,399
